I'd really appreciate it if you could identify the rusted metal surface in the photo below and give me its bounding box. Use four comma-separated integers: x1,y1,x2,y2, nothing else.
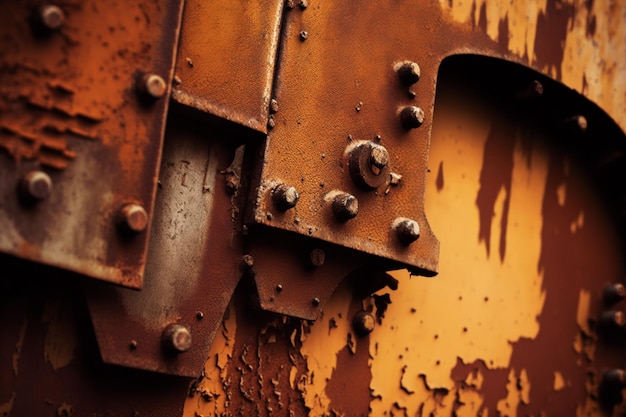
184,54,626,416
85,115,250,377
0,0,184,288
171,0,284,133
0,260,191,417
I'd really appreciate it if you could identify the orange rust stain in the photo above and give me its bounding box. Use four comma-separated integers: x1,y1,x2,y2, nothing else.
11,317,27,377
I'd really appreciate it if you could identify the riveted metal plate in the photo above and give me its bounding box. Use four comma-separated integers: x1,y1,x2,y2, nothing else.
0,0,184,288
171,0,284,133
85,117,247,376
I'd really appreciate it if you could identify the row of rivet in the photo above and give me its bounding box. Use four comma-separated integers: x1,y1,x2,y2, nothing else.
17,169,150,235
270,181,420,245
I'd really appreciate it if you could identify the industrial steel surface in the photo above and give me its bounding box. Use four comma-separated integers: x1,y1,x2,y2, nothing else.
1,0,626,416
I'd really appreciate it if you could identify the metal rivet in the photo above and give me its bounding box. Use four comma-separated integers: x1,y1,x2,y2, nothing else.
513,80,543,100
243,254,254,268
396,61,421,86
285,0,295,9
312,297,320,306
161,324,192,354
601,369,626,389
400,106,425,129
36,4,65,31
564,115,588,134
299,0,308,9
394,218,420,245
270,98,279,113
604,283,626,305
309,248,325,268
600,310,625,328
138,73,167,99
353,311,376,336
272,183,299,211
332,193,359,221
299,31,309,41
196,311,204,320
20,170,52,201
276,284,283,292
129,340,138,350
118,204,149,233
267,114,276,129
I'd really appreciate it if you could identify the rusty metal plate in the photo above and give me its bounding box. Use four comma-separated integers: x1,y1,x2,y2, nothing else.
86,117,247,376
0,0,183,288
171,0,284,133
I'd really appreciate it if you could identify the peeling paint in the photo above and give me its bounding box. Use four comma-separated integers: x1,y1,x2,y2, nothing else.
11,317,27,377
42,296,77,371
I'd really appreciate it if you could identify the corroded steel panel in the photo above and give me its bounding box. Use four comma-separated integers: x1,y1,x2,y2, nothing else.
85,117,247,376
172,0,284,133
0,0,184,288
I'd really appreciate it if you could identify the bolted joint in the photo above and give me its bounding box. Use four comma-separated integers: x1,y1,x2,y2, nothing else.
394,218,420,245
161,324,192,354
19,170,52,201
118,203,149,233
137,73,167,99
396,61,421,86
353,311,376,336
400,106,425,130
332,192,359,221
599,310,625,329
272,183,299,211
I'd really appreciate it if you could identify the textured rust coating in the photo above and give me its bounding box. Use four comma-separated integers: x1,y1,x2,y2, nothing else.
172,0,284,133
0,0,184,288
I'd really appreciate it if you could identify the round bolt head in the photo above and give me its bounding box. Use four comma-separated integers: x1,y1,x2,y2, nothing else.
139,73,167,99
20,170,52,201
309,248,326,268
119,204,149,233
270,98,279,113
604,283,626,305
38,5,65,30
397,61,421,86
332,193,359,221
400,106,425,129
600,310,625,328
312,297,320,306
353,311,376,336
272,183,299,211
161,324,192,353
299,31,309,41
395,218,420,245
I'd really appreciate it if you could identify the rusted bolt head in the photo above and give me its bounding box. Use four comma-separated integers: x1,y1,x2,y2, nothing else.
603,283,626,305
272,183,299,211
353,311,376,336
118,204,149,233
369,144,390,169
37,4,65,30
138,73,167,99
299,0,308,9
600,310,625,328
397,61,421,86
312,297,320,306
20,170,52,201
400,106,425,129
564,115,588,134
299,31,309,41
394,218,420,245
309,248,325,268
161,324,192,353
332,193,359,221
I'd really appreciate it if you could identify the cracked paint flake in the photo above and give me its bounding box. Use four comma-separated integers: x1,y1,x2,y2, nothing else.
183,305,236,417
